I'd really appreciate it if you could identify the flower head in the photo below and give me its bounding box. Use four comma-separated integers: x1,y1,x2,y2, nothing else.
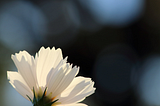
7,47,95,106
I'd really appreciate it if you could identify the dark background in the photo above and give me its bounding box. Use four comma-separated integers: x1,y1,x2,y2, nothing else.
0,0,159,106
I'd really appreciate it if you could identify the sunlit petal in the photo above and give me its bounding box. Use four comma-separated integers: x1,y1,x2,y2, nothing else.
47,63,79,98
36,47,63,87
11,51,38,91
7,71,33,100
57,103,87,106
58,77,95,104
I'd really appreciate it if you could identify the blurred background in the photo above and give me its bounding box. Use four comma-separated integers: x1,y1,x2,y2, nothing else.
0,0,160,106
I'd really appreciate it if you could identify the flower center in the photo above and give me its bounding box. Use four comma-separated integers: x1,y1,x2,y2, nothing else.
27,87,60,106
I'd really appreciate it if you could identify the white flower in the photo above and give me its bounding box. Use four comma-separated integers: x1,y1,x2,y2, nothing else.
7,47,95,106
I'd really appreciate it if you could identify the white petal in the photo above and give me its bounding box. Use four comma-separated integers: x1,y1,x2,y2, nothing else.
46,57,68,87
47,63,79,98
7,71,33,100
65,85,95,104
58,77,91,98
57,103,87,106
53,66,79,97
58,77,95,104
36,47,63,87
11,51,38,92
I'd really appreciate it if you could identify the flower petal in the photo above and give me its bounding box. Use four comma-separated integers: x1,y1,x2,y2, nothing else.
7,71,33,100
11,51,37,91
46,57,68,87
57,103,87,106
58,77,95,104
47,63,79,98
36,47,63,87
